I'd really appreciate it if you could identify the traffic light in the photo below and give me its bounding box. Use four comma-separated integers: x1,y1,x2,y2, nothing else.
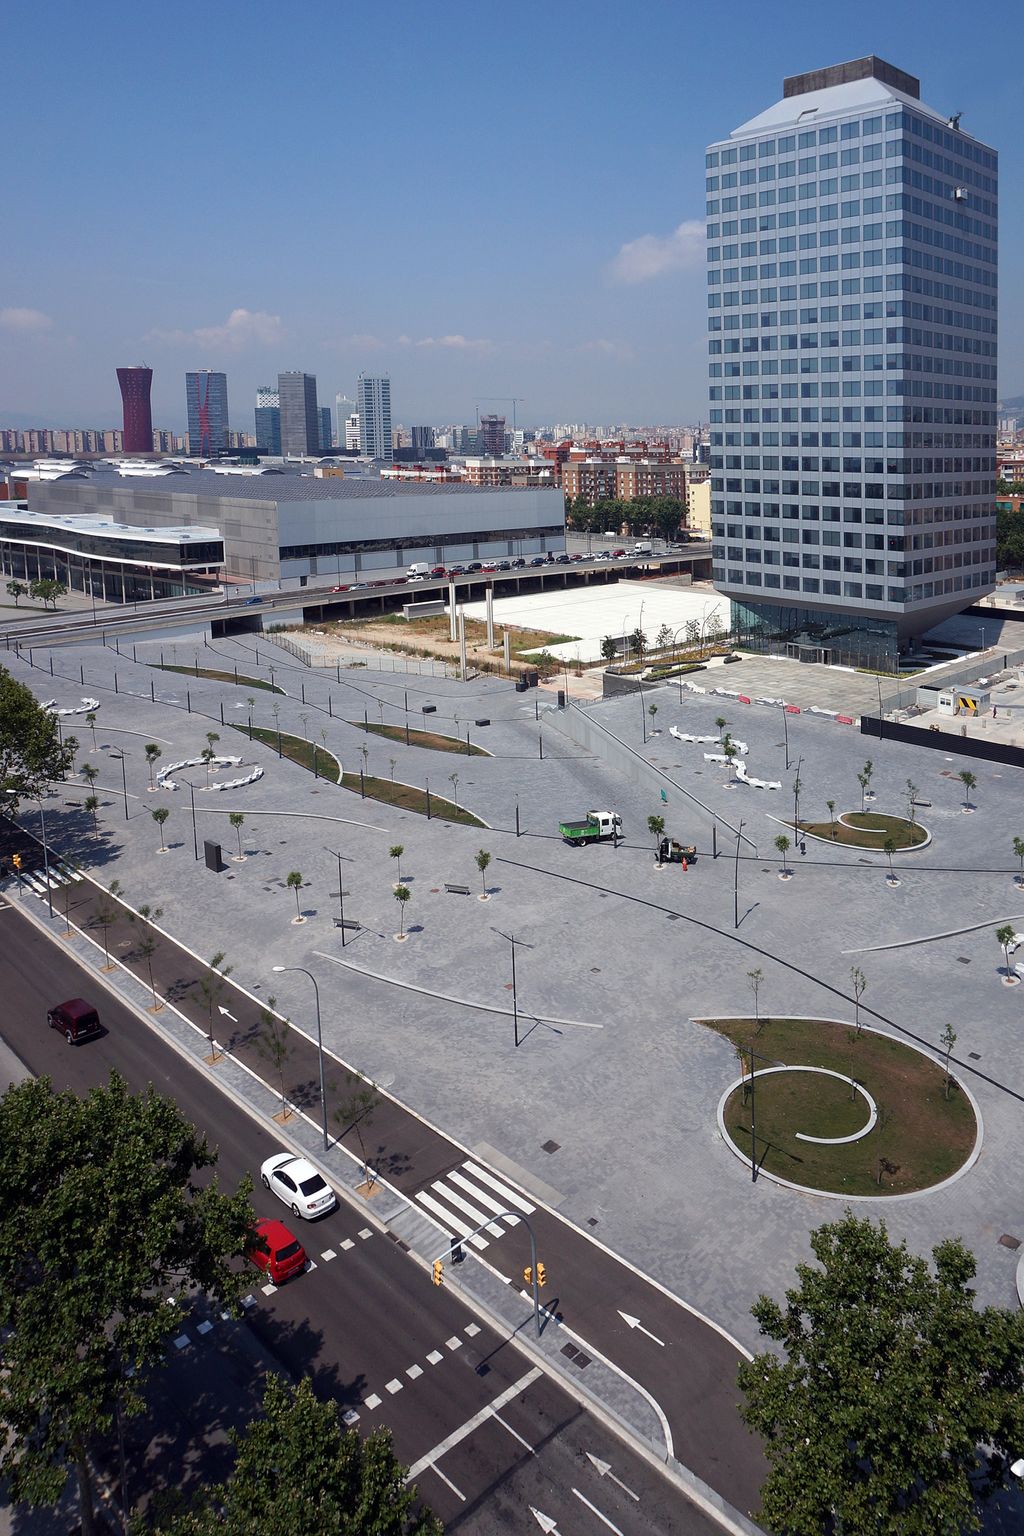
523,1265,533,1287
11,853,22,870
536,1262,547,1289
432,1259,444,1287
450,1242,465,1265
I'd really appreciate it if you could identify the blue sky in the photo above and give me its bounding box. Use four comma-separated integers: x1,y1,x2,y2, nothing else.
2,0,1019,431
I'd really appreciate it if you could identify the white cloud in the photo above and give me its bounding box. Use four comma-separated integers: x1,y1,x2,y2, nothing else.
413,334,491,351
578,338,634,360
146,308,284,350
0,307,53,332
609,220,705,284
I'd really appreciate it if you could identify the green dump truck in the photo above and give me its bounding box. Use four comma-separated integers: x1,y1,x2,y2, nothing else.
558,810,622,846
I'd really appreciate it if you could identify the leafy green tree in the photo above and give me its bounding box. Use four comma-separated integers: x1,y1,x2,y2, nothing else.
0,1071,255,1536
228,811,245,859
774,833,790,875
996,924,1017,981
85,711,98,752
389,843,404,884
600,635,618,662
628,627,647,663
286,870,304,921
28,578,66,609
738,1212,1024,1536
647,813,665,861
5,579,27,605
79,760,99,789
0,666,75,816
959,769,977,810
152,805,170,851
144,742,162,790
84,793,99,834
883,835,898,882
857,769,870,812
475,848,491,896
394,883,411,936
158,1374,441,1536
715,714,727,742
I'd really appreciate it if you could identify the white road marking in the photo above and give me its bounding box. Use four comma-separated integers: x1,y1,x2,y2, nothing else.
426,1350,444,1364
406,1363,423,1380
196,1320,213,1336
462,1160,536,1214
340,1237,354,1250
415,1190,489,1249
530,1508,560,1534
449,1169,520,1225
429,1179,505,1237
358,1227,372,1239
586,1452,640,1501
445,1335,462,1351
173,1335,190,1350
260,1283,276,1295
427,1462,465,1501
464,1322,481,1337
617,1310,665,1347
364,1393,382,1410
385,1378,403,1394
405,1369,543,1484
572,1488,625,1533
492,1411,534,1453
321,1249,337,1261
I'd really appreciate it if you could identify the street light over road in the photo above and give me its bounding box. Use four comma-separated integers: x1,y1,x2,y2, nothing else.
271,964,329,1150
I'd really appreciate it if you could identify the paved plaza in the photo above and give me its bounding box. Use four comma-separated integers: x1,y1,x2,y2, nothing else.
9,626,1024,1353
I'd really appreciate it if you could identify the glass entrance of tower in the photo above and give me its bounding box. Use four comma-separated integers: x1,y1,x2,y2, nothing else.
731,600,899,672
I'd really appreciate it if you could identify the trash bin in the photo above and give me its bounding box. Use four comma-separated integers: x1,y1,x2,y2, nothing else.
515,680,528,693
528,669,539,688
557,690,566,708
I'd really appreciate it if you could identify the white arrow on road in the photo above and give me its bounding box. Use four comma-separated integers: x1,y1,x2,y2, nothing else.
529,1508,561,1534
586,1452,640,1501
617,1310,665,1347
217,1005,238,1023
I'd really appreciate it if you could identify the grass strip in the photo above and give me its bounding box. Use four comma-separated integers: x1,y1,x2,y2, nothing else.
800,812,927,849
151,663,284,694
348,720,489,756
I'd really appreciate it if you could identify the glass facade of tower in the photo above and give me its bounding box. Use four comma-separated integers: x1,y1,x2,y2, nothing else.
358,374,393,462
706,64,997,668
186,370,229,458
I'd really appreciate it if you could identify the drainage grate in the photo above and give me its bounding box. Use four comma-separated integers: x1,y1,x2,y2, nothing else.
587,1216,599,1227
541,1139,560,1154
666,912,681,920
957,957,971,965
562,1343,579,1360
574,1353,591,1369
968,1051,981,1060
999,1234,1021,1250
591,967,601,973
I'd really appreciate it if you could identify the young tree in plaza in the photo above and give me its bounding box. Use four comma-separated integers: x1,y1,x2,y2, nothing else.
394,883,411,936
85,711,98,752
0,666,75,816
0,1071,255,1536
475,848,491,896
996,924,1017,982
883,836,898,883
940,1022,958,1100
286,870,304,921
715,714,728,742
747,967,764,1031
857,769,870,812
389,843,404,885
738,1212,1024,1536
79,761,99,790
774,834,791,877
959,769,977,810
332,1072,383,1190
229,811,245,860
647,814,665,862
255,996,292,1120
5,579,26,605
151,806,170,851
1013,836,1024,886
130,903,164,1010
906,779,919,825
144,742,162,790
84,794,99,834
91,878,123,970
849,965,867,1035
825,798,837,838
600,635,617,662
29,578,66,609
156,1374,441,1536
197,951,234,1055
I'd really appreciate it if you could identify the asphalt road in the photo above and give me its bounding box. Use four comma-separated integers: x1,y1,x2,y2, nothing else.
0,897,744,1536
0,813,766,1517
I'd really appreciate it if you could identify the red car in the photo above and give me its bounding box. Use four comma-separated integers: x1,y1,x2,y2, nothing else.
430,566,447,577
249,1218,307,1285
47,997,101,1044
330,584,350,592
612,548,627,558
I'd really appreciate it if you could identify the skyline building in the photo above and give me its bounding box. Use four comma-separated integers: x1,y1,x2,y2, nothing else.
410,425,435,458
254,386,281,456
335,394,357,449
116,365,154,454
479,414,506,456
707,56,997,669
185,369,229,458
358,372,393,461
278,371,320,456
319,405,334,451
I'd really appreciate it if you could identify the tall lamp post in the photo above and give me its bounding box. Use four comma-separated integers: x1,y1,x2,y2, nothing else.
182,779,199,861
490,927,533,1048
324,844,348,946
272,965,329,1151
109,750,129,822
36,797,54,920
734,818,745,931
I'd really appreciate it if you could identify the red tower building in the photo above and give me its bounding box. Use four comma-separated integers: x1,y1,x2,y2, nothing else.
116,366,154,454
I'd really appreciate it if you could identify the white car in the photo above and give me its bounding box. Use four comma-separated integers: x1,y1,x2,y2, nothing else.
260,1152,337,1220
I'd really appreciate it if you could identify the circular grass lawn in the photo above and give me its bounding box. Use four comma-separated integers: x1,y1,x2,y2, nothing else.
705,1015,976,1196
799,811,927,849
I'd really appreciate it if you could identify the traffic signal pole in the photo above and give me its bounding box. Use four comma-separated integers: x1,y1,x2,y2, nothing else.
431,1210,545,1337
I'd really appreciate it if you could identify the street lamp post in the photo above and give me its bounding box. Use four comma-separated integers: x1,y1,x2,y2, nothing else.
183,779,199,860
734,818,745,931
110,751,129,822
37,797,53,920
781,703,790,771
490,927,532,1048
325,845,348,946
272,965,329,1151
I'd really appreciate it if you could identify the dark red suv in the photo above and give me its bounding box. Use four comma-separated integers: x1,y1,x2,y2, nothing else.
47,998,101,1044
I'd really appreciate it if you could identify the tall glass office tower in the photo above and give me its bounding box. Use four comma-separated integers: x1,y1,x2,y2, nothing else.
706,57,997,670
358,373,393,462
186,370,229,458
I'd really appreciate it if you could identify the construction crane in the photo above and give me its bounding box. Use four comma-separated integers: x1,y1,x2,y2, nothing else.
476,396,525,435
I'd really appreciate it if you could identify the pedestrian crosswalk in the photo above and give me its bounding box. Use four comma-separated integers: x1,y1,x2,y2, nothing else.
14,859,81,899
413,1160,536,1252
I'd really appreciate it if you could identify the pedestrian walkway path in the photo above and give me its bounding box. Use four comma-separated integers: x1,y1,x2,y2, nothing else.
413,1158,536,1250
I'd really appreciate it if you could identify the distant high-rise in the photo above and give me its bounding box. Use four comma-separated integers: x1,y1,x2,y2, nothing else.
344,412,360,451
335,394,357,448
411,425,435,458
254,386,281,455
357,373,393,461
707,55,998,665
319,406,333,452
186,370,229,458
479,414,506,456
278,372,320,456
116,366,154,454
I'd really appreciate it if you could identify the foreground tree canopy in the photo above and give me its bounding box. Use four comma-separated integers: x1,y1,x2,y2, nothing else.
159,1375,442,1536
0,664,75,816
0,1071,255,1536
739,1212,1024,1535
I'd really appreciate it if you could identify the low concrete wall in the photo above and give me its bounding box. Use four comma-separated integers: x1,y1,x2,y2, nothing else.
861,714,1024,770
